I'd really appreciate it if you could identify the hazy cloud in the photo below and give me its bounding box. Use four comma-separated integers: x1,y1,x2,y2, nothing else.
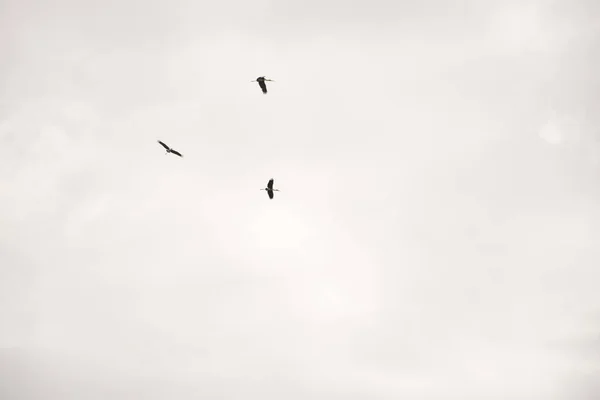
1,0,599,399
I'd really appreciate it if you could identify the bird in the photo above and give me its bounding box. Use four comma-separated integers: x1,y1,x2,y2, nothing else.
260,178,280,199
251,76,274,94
157,140,183,157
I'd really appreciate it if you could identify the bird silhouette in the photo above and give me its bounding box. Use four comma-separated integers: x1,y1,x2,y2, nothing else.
251,76,274,94
260,178,280,199
157,140,183,157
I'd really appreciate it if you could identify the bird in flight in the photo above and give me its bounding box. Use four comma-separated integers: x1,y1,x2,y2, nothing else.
251,76,274,94
157,140,183,157
261,178,280,199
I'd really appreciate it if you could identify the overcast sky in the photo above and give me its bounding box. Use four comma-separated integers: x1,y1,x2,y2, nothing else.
1,0,600,399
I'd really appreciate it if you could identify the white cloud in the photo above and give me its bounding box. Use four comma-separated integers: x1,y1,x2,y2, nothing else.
539,119,565,145
1,0,599,399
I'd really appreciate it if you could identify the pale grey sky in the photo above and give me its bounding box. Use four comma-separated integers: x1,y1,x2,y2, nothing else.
1,0,599,399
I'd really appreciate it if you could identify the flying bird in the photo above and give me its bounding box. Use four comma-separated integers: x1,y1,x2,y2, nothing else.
261,178,280,199
251,76,274,94
157,140,183,157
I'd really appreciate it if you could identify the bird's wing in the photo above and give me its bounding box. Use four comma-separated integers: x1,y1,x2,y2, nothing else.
268,190,274,199
258,80,267,93
267,179,274,190
170,150,183,157
158,140,170,150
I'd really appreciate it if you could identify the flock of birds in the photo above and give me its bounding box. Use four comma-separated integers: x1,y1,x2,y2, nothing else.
156,76,280,200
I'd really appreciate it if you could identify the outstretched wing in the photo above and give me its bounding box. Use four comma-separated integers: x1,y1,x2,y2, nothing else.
170,149,183,157
258,80,267,94
267,179,274,190
267,190,274,199
157,140,170,150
